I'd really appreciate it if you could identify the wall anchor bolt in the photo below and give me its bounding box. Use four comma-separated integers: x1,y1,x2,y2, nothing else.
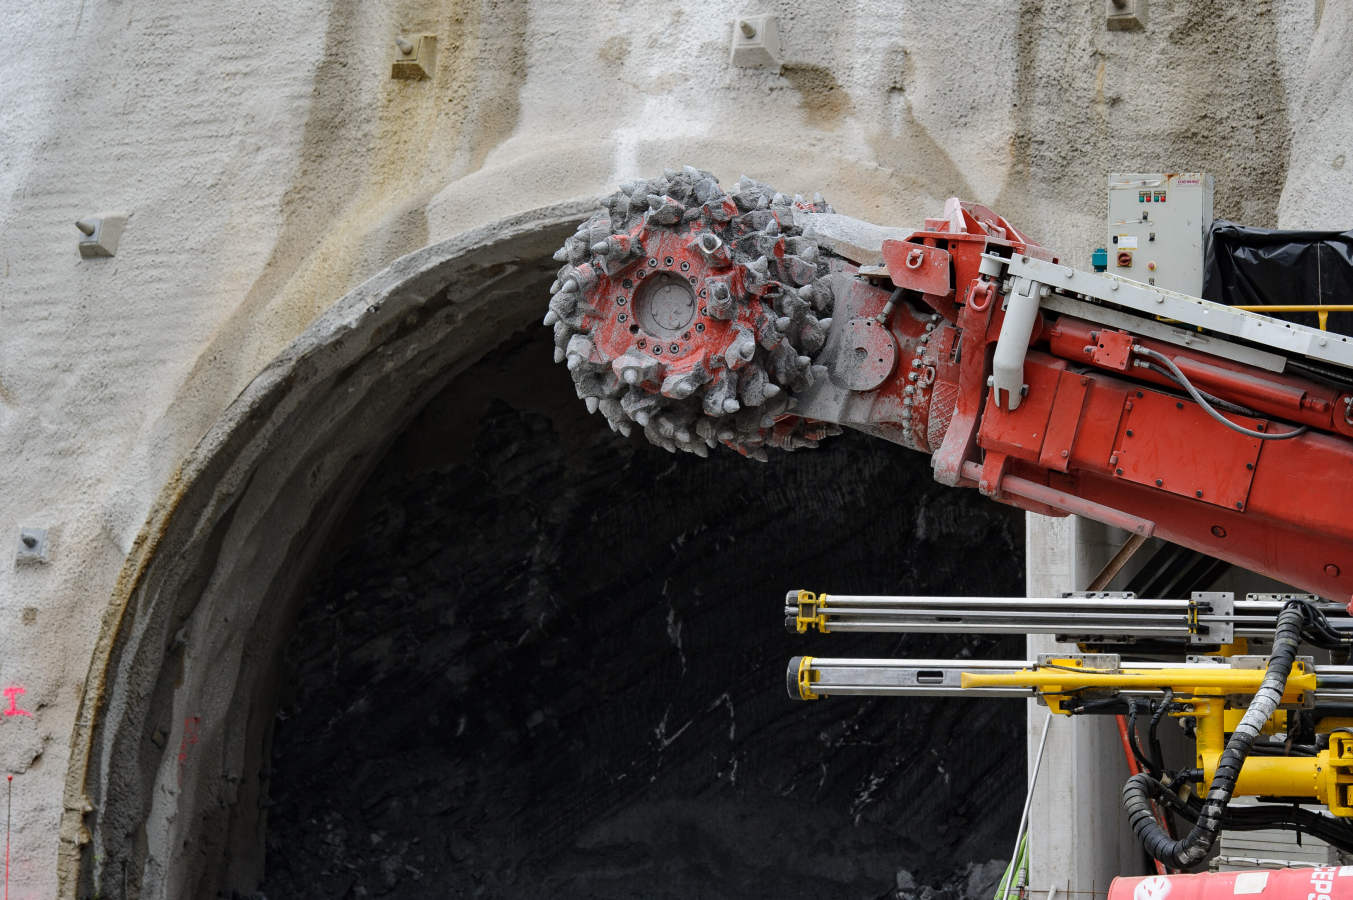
1106,0,1147,30
391,34,436,80
76,214,127,258
730,14,781,71
16,527,49,565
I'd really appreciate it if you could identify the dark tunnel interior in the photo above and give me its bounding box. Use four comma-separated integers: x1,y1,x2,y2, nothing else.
258,324,1028,899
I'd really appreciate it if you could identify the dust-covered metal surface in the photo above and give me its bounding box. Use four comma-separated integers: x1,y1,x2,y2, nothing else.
548,168,844,459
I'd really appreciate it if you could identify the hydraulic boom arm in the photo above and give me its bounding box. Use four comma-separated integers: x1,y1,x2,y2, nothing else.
546,169,1353,605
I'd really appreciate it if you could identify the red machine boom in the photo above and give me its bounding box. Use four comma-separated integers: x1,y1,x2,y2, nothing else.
546,170,1353,604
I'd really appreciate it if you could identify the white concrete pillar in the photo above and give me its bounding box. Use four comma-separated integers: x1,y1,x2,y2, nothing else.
1024,513,1144,893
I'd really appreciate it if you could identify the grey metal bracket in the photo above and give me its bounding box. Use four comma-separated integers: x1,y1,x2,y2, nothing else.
1007,254,1353,372
1036,652,1122,672
1191,591,1234,645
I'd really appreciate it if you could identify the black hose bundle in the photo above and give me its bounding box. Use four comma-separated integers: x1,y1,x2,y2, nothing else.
1171,794,1353,854
1121,602,1306,869
1288,599,1353,651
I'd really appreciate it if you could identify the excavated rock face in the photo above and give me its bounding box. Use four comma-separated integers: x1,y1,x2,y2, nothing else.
547,168,846,460
260,330,1025,900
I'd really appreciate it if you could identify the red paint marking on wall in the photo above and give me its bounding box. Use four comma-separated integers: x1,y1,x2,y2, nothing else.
1,688,29,719
176,717,201,788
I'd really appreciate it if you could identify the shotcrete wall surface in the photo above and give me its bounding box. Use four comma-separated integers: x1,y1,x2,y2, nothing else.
0,0,1349,896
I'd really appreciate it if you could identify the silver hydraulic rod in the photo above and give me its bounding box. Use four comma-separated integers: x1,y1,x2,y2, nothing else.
786,590,1350,644
788,657,1353,704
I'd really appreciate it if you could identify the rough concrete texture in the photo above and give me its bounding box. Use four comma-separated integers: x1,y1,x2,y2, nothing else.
0,0,1349,896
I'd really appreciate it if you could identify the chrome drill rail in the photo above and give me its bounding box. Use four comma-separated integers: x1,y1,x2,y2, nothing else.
788,657,1353,704
785,591,1350,645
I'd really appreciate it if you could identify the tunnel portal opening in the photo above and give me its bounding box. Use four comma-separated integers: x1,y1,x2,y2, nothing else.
258,327,1027,899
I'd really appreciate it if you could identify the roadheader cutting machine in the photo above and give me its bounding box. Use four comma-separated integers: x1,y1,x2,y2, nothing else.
544,168,1353,882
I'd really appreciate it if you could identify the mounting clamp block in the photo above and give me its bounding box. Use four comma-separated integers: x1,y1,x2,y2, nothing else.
16,527,49,565
1106,0,1147,30
730,15,781,71
391,34,436,80
76,213,127,258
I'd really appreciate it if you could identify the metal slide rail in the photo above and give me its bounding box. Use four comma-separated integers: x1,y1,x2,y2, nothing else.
788,656,1353,705
785,590,1351,646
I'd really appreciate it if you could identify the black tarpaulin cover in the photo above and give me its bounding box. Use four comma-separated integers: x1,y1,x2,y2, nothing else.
1203,220,1353,335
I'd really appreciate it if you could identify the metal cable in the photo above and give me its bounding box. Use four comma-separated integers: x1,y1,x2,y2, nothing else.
1131,345,1308,440
1148,689,1172,779
1125,700,1157,778
1136,360,1257,415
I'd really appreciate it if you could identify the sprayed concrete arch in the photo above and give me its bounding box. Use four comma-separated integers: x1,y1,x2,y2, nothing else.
59,201,592,900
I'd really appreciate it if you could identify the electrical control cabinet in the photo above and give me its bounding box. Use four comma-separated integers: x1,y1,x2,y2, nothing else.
1107,172,1214,296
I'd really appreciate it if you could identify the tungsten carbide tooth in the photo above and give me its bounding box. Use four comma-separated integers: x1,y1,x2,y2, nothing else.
755,312,781,350
646,195,685,225
702,369,739,417
737,364,769,407
612,351,664,387
725,325,756,370
798,321,827,355
692,178,721,204
660,364,712,400
706,280,737,320
622,385,660,413
566,333,593,360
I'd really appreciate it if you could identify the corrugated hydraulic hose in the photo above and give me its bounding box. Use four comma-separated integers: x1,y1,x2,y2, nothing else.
1120,602,1305,869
